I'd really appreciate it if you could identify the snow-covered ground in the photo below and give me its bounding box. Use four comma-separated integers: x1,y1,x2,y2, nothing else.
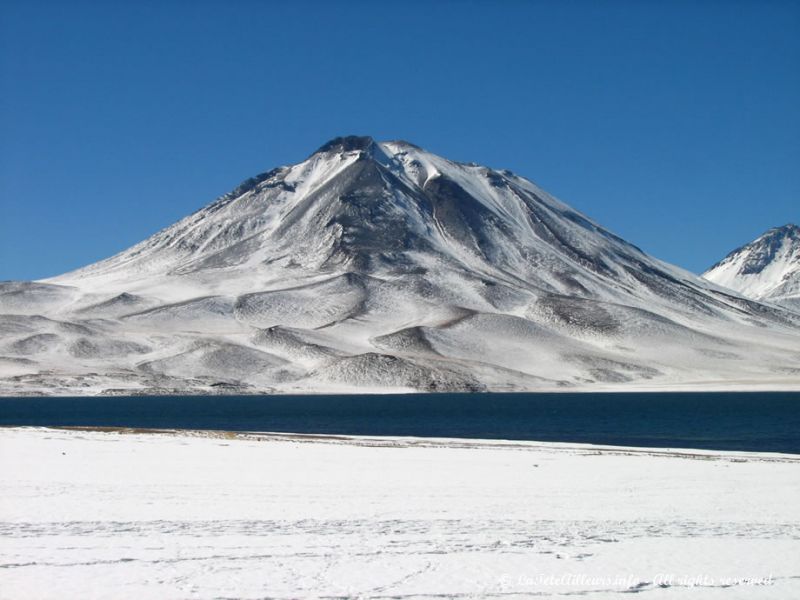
1,427,798,599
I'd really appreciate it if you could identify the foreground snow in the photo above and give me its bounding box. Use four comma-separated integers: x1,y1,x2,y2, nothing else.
1,428,798,598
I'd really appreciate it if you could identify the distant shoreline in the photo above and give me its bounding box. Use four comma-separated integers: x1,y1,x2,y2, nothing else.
2,384,800,398
7,425,800,461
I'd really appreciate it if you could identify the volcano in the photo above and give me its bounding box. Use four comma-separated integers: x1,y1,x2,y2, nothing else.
2,136,799,395
704,224,800,312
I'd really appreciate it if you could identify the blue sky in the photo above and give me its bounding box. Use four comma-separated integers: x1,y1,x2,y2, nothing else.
1,0,798,279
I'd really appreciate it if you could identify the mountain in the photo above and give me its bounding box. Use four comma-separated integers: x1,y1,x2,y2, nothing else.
703,224,800,312
2,136,799,395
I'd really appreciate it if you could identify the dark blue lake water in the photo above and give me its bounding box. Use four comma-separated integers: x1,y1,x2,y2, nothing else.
1,392,798,453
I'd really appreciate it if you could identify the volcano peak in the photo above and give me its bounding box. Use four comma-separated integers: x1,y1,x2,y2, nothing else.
314,135,376,155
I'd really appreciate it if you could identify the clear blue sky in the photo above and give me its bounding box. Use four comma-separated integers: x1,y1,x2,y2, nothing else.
1,0,798,279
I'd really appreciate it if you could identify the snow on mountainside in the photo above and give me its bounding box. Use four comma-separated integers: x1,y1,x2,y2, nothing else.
703,224,800,311
1,136,799,395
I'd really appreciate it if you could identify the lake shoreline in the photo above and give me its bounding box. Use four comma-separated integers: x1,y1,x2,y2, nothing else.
8,424,800,461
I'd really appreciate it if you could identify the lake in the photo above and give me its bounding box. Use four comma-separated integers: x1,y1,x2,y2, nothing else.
0,391,798,453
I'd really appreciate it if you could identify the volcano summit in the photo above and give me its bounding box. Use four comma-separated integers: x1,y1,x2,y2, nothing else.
1,136,799,395
704,224,800,312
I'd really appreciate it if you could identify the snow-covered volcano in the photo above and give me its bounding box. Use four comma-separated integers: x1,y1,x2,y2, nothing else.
1,136,799,395
703,224,800,312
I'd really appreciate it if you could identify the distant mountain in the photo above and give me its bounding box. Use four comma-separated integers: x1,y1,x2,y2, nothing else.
703,224,800,312
1,136,799,395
